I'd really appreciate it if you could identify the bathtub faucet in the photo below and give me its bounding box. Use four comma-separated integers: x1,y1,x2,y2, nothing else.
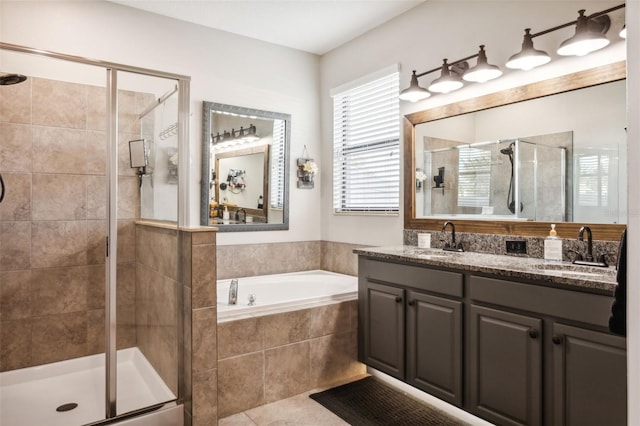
228,279,238,305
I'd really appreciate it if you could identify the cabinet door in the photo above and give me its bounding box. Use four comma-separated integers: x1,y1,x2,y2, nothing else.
469,305,542,426
406,291,462,406
363,281,405,379
552,323,626,426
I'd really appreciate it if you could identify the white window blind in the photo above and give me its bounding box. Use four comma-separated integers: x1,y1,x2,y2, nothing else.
270,119,286,209
332,71,400,213
577,154,609,207
457,147,491,207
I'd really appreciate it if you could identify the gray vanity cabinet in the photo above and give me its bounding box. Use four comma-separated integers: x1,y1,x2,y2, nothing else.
552,323,626,426
359,257,464,404
469,305,542,426
406,291,462,406
362,281,405,379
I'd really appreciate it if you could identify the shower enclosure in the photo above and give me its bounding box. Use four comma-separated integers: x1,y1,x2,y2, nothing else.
0,43,189,425
418,137,567,221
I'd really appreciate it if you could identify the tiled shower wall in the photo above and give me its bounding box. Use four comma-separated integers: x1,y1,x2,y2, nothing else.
0,76,154,371
135,223,180,395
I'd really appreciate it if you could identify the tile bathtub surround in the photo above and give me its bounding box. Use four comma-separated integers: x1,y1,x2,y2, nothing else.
217,300,365,418
178,227,218,426
404,229,621,265
217,240,362,279
0,76,154,372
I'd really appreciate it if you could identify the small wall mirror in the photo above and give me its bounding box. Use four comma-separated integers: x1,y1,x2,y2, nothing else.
201,102,290,231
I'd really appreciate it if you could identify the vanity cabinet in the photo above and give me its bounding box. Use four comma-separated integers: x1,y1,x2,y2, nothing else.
469,305,542,426
552,323,626,426
359,258,464,406
406,291,462,406
358,255,626,426
362,281,405,379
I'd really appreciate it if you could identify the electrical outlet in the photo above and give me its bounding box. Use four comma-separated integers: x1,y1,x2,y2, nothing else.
506,240,527,254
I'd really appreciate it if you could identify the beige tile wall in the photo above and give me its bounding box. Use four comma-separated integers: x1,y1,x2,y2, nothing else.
217,300,364,418
0,76,154,371
180,228,218,426
135,223,179,395
217,240,364,279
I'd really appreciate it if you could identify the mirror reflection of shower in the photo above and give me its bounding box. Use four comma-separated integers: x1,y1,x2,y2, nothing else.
499,141,523,214
0,73,29,205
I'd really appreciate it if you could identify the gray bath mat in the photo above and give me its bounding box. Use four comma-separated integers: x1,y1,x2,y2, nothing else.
309,376,468,426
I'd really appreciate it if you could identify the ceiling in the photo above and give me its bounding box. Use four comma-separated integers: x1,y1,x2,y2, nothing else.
111,0,425,55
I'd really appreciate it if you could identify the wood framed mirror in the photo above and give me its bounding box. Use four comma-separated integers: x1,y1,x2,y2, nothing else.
404,61,627,240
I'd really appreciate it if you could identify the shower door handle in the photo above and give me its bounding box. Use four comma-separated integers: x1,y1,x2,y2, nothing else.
0,173,5,204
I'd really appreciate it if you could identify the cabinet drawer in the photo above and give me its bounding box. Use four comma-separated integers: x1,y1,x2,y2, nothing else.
360,258,463,297
470,275,613,328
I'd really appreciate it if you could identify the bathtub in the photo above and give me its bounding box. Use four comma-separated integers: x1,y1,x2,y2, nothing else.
0,347,177,426
217,270,358,322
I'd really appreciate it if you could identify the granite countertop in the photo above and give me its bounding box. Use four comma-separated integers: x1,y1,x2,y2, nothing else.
354,246,619,295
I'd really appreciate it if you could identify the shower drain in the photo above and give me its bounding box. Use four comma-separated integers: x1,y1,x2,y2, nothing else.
56,403,78,412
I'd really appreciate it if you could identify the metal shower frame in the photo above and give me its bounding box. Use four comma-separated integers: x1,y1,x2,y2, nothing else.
0,41,191,423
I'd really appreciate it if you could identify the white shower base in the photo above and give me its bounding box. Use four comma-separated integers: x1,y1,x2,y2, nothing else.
0,347,176,426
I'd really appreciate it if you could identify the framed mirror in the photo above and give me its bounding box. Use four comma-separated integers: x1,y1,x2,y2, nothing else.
404,61,627,240
201,102,290,231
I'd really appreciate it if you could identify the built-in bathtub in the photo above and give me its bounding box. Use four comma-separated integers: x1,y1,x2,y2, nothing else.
215,269,364,418
217,269,358,321
0,348,177,426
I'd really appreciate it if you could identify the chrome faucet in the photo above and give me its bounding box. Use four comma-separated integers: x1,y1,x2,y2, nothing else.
228,279,238,305
442,221,464,252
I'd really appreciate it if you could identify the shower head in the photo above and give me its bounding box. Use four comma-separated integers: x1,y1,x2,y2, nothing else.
0,74,27,86
499,142,515,155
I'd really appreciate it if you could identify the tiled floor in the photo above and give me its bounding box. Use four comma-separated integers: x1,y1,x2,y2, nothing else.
219,373,494,426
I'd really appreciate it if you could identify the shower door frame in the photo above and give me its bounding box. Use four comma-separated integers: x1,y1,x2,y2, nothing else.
0,41,191,423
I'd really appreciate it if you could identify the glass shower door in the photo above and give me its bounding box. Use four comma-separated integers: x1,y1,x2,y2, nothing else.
113,71,180,416
0,51,110,426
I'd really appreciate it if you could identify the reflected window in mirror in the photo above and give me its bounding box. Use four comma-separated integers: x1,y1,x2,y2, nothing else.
201,102,290,231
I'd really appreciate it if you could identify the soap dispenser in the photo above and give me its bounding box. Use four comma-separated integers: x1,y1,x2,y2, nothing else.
544,224,563,262
222,205,230,223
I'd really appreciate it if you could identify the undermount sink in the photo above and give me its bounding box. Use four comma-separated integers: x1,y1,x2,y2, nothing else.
533,262,616,278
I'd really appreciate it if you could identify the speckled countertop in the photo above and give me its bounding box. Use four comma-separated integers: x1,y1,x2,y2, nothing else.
354,246,619,295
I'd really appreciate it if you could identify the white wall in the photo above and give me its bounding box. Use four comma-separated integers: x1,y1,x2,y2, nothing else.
0,0,322,246
625,1,639,423
320,1,638,422
319,0,626,246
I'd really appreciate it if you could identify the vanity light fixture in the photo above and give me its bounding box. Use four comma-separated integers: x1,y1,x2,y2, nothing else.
428,59,465,94
557,9,610,56
211,124,260,144
399,3,625,102
619,25,626,39
463,45,503,83
505,28,551,71
399,70,431,102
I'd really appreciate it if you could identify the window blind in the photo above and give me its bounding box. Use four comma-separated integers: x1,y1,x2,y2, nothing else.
270,119,286,209
457,147,491,207
332,71,400,213
577,154,609,207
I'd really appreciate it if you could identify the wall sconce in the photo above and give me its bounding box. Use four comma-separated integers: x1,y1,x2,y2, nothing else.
297,158,317,189
399,3,625,101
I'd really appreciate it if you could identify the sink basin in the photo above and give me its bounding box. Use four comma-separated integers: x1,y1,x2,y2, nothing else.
532,262,616,279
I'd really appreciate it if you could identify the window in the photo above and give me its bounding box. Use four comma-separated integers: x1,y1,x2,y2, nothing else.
270,119,286,209
576,153,609,207
457,147,491,207
332,66,400,213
